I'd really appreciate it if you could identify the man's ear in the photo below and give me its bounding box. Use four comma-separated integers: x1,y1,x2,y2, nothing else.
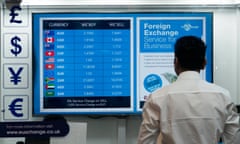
201,58,207,69
174,57,180,66
174,57,180,75
174,57,177,64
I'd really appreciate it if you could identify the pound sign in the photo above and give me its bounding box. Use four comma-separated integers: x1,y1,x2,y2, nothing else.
11,36,22,57
9,5,22,24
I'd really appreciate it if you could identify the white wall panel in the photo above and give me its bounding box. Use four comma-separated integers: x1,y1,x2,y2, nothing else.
213,8,238,103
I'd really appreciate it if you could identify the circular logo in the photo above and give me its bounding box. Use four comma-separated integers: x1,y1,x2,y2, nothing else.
144,74,162,93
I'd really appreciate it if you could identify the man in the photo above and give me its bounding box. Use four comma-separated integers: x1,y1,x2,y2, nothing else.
137,35,240,144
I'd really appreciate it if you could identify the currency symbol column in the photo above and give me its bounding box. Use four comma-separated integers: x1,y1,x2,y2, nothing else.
1,3,30,121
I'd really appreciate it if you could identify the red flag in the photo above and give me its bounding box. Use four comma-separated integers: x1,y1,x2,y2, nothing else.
45,51,54,56
45,37,55,43
45,64,54,69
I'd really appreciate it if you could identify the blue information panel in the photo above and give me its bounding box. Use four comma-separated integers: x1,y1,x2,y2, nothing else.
33,13,213,115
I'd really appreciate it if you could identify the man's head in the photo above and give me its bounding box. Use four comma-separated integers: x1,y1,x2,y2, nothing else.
174,35,207,75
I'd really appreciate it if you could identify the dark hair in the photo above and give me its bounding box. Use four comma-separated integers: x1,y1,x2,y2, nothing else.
174,35,207,70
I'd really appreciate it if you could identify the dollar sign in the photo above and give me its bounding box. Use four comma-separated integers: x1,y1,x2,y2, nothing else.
11,36,22,56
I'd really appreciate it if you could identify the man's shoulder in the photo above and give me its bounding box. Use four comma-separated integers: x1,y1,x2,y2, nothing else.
151,80,230,99
202,81,230,95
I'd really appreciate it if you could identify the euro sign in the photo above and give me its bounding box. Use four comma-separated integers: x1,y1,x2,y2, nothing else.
9,5,22,24
11,36,22,57
8,98,23,117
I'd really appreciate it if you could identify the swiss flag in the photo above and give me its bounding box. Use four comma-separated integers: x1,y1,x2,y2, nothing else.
45,37,55,43
45,51,54,56
45,64,54,69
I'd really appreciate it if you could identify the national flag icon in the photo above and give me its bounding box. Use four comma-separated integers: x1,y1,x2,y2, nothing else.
45,57,55,63
45,91,55,96
46,84,55,89
45,37,55,43
45,70,54,77
45,64,54,69
45,77,55,83
44,30,54,36
44,43,54,49
45,51,54,56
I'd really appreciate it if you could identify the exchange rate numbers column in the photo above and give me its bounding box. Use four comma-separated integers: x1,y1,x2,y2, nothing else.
75,21,104,98
103,20,131,107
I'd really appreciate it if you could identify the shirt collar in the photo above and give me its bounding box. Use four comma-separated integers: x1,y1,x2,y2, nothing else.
177,71,202,81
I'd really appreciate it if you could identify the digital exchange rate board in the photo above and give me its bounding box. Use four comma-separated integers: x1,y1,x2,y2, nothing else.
33,13,213,115
34,17,133,114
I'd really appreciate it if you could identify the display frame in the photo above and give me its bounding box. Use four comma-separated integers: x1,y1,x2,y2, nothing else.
32,11,213,115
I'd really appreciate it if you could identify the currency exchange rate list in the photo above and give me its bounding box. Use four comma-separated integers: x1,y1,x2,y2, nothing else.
42,19,132,108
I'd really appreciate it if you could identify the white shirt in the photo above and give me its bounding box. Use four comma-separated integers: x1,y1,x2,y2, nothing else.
138,71,240,144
